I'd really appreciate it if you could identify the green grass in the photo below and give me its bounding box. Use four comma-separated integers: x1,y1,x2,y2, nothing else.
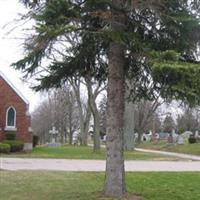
137,141,200,156
0,171,200,200
2,145,180,160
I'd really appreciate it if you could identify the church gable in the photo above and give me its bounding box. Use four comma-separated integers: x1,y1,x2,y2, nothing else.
0,71,29,105
0,71,32,150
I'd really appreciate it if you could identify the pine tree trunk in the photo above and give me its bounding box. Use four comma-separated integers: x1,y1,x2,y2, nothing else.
124,101,135,151
104,2,126,194
124,78,135,150
104,41,126,197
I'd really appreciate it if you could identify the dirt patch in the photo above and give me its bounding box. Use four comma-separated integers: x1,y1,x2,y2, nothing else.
98,192,142,200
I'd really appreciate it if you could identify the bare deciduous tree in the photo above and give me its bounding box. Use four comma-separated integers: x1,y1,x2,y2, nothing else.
31,85,79,144
134,99,162,143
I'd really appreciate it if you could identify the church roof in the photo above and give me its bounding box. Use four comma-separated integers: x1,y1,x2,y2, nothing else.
0,70,29,105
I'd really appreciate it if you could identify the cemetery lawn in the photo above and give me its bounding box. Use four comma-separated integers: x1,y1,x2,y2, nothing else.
137,141,200,156
1,171,200,200
3,145,179,160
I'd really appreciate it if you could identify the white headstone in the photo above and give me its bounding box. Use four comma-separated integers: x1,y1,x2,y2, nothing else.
49,126,59,143
172,132,178,143
177,135,185,145
182,131,193,139
195,130,199,138
142,133,151,142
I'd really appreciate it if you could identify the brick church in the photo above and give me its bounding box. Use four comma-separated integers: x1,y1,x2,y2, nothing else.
0,71,33,150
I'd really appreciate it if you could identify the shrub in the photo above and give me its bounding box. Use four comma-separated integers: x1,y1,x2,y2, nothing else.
3,140,24,152
0,143,11,153
188,135,196,144
5,131,16,140
33,135,39,147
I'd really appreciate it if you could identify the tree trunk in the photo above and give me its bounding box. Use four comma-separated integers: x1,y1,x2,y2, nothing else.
82,105,91,145
124,100,135,151
86,78,101,152
80,117,88,145
104,2,126,195
72,81,90,146
69,131,73,145
124,78,135,150
93,111,101,152
137,130,143,144
69,119,73,145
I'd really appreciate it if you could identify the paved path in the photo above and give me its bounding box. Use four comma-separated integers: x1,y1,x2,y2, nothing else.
91,144,200,161
135,148,200,161
1,158,200,172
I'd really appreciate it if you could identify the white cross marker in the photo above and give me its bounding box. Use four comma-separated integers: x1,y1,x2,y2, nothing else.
49,126,59,143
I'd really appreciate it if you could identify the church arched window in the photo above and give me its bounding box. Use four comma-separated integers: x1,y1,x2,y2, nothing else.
6,106,16,128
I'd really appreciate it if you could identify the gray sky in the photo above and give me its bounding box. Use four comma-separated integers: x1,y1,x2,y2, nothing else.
0,0,40,111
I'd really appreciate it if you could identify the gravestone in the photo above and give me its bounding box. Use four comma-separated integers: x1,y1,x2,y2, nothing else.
142,133,151,142
177,135,185,145
155,133,160,140
168,133,173,144
172,131,178,143
72,130,79,145
159,132,168,140
182,131,193,139
151,132,159,144
134,133,138,143
47,126,61,147
195,130,200,138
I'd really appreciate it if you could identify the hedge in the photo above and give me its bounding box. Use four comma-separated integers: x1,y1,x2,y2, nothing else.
3,140,24,152
0,143,11,153
188,135,196,144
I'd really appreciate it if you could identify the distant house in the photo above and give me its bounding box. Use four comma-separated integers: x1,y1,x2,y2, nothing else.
0,71,32,150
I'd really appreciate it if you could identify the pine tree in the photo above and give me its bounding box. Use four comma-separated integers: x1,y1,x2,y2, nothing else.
163,114,176,133
14,0,200,197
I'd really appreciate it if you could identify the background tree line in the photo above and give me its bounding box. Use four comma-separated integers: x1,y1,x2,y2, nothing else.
32,87,200,146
